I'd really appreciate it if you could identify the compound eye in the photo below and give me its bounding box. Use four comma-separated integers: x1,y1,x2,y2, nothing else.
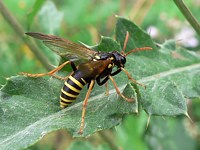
121,56,126,65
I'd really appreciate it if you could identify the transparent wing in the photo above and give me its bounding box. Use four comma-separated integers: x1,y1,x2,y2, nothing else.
26,32,97,61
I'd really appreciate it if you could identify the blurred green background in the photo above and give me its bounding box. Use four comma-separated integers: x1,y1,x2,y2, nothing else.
0,0,200,149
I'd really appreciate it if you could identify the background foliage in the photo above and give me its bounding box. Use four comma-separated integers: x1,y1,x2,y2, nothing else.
0,0,200,150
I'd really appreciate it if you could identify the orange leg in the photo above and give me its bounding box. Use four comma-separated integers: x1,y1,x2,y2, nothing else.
20,61,72,80
78,80,95,134
109,76,134,102
51,74,69,81
120,67,146,88
121,31,129,55
105,81,109,96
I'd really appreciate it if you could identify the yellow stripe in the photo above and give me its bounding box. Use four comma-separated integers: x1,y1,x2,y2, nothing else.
95,55,100,59
81,78,86,84
60,96,75,103
61,89,77,98
60,101,68,107
69,76,84,88
64,82,80,93
60,104,66,109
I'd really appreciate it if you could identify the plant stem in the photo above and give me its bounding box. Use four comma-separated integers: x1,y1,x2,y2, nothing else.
0,0,53,71
173,0,200,36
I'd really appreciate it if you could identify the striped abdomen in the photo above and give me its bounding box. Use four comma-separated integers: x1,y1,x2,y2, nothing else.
60,73,87,108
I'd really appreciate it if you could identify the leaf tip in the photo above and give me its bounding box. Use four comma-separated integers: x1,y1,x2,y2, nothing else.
100,35,104,39
114,15,126,20
185,112,193,123
114,14,120,18
146,115,151,130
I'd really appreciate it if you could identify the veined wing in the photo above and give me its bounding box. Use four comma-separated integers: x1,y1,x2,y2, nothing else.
25,32,97,61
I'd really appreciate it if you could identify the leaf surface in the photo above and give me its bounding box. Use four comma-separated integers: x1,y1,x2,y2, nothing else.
0,17,200,149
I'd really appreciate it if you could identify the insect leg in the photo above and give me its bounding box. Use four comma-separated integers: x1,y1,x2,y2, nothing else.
121,31,129,55
108,76,134,102
20,61,76,80
105,81,109,96
120,67,146,88
96,76,109,95
96,76,109,86
79,80,95,134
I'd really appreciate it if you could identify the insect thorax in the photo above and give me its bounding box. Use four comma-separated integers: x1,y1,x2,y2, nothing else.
92,52,115,68
92,51,126,68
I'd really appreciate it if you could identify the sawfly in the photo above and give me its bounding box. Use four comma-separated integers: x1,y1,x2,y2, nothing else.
21,31,152,134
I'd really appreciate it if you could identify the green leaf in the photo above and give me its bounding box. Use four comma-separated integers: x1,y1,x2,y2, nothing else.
0,75,137,149
145,117,197,150
68,141,94,150
37,1,64,34
116,114,149,150
27,0,45,29
68,140,111,150
116,17,200,116
116,16,157,51
91,36,121,52
0,17,200,149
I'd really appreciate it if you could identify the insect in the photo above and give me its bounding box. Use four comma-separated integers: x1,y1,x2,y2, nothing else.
21,31,152,134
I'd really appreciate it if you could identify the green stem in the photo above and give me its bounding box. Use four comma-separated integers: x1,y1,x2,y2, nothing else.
0,0,53,71
173,0,200,36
